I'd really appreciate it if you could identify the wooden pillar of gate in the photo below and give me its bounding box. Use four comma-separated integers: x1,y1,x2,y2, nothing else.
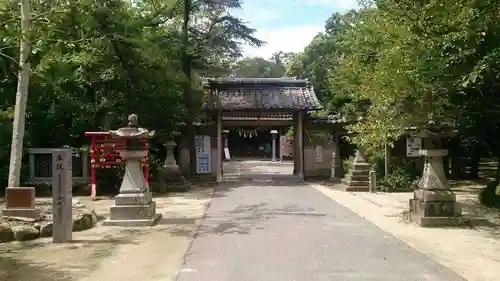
216,110,223,182
292,111,304,179
297,111,304,179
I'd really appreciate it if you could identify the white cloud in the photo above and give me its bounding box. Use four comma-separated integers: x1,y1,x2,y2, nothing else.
242,25,323,59
235,0,360,59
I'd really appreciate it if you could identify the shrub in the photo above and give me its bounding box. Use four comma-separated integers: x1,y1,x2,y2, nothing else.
380,161,420,190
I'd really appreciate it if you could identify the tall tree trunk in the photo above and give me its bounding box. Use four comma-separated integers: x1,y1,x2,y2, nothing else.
182,0,196,178
7,0,32,187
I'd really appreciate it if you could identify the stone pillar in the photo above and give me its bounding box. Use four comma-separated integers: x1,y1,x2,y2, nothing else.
222,129,230,162
216,110,223,182
103,114,161,227
279,135,284,162
330,132,342,181
297,112,304,179
223,129,229,149
270,129,278,162
52,148,73,242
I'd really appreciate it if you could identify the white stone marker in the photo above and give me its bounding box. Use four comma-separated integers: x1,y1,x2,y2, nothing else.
369,170,376,193
52,148,73,243
270,130,278,162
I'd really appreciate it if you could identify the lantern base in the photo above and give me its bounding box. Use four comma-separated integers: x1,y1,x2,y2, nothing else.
403,189,466,227
104,199,162,227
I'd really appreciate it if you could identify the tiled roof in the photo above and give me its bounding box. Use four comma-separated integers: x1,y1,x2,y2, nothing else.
205,78,323,111
221,113,345,123
308,114,346,124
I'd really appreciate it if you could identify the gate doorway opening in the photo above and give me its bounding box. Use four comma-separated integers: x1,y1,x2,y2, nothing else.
228,128,274,159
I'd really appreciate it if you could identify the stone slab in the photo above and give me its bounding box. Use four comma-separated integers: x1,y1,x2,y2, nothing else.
109,202,158,220
114,192,153,206
403,211,469,227
102,213,162,227
349,169,371,175
344,186,370,192
341,178,370,186
2,208,41,219
344,173,370,181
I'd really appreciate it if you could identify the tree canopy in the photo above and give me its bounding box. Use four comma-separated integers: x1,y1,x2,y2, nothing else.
286,0,500,171
0,0,261,187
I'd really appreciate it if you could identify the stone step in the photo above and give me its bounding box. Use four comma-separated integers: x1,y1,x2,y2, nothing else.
349,168,372,174
344,186,370,192
344,173,370,181
350,165,371,172
341,178,370,186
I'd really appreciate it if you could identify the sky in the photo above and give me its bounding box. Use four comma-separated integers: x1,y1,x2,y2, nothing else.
231,0,360,59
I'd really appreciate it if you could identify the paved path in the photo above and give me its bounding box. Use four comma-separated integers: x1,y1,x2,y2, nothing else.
177,160,465,281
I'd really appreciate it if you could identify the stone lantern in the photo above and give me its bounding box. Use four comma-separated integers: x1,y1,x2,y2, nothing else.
270,129,278,162
161,140,189,192
404,122,464,227
163,140,179,169
103,114,161,226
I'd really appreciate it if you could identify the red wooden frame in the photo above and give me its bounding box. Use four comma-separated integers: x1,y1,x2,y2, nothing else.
85,131,149,200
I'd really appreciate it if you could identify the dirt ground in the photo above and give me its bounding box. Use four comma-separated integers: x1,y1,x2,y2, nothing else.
0,185,214,281
1,179,499,281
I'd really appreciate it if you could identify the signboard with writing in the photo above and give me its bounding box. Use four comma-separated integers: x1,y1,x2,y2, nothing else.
195,135,212,174
224,147,231,160
315,146,323,163
406,137,422,157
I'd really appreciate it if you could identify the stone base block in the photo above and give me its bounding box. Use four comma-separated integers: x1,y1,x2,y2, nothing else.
409,198,462,217
403,211,469,227
114,192,152,206
405,190,466,227
2,208,41,219
3,187,40,219
344,186,369,192
5,187,35,208
109,201,157,220
344,173,370,182
341,178,369,186
102,213,162,227
414,189,456,202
